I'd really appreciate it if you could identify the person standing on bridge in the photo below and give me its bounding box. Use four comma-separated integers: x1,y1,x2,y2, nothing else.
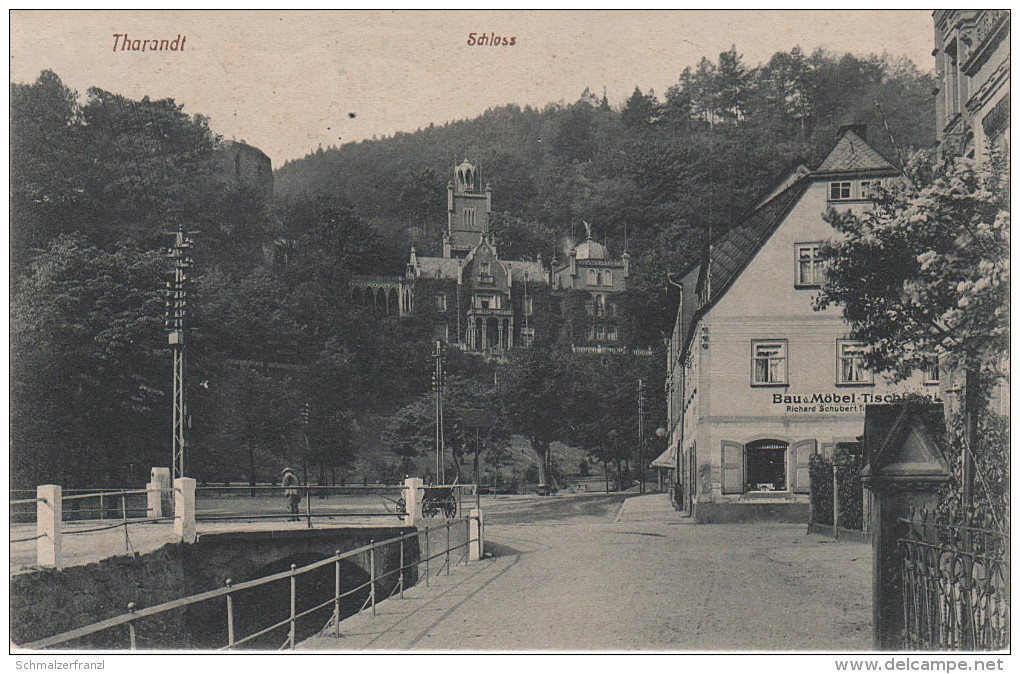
282,468,301,521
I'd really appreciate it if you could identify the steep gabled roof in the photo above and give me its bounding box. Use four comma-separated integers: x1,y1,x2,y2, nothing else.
508,260,549,285
416,256,461,280
705,177,810,305
816,129,898,173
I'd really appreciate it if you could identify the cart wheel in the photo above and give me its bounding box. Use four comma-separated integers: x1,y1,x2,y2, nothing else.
444,496,457,518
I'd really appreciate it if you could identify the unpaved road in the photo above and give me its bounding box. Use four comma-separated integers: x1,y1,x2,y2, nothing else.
302,493,871,651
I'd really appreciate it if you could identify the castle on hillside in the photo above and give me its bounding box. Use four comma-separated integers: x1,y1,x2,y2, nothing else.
350,159,638,357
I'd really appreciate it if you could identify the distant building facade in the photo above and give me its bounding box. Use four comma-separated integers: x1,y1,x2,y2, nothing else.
352,159,640,357
933,10,1009,161
664,127,940,521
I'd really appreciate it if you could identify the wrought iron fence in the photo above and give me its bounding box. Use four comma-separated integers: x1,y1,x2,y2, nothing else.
899,508,1009,650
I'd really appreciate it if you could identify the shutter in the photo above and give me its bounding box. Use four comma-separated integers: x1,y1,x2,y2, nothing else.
721,441,744,494
792,439,817,494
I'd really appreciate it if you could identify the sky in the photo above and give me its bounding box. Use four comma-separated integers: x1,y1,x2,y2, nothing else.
10,10,936,165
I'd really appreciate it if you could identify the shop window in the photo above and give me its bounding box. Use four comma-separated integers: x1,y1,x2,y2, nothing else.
745,439,788,492
751,340,787,386
795,242,824,288
837,340,873,385
829,181,852,201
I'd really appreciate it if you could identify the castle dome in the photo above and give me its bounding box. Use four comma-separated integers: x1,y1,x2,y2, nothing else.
575,238,607,260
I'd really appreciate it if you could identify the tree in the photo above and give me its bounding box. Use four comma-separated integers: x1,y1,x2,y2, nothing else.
816,153,1008,395
816,152,1009,511
10,235,167,488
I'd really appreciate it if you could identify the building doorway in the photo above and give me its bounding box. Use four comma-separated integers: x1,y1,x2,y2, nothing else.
745,439,788,492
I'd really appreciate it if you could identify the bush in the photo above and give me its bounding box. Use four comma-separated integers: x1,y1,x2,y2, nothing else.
809,454,833,526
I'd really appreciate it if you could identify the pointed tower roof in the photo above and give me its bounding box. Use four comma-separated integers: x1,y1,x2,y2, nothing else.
817,126,898,173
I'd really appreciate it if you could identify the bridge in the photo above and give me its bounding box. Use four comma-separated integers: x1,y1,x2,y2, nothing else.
10,478,483,650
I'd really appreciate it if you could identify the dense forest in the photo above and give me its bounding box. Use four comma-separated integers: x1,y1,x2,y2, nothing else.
10,45,935,490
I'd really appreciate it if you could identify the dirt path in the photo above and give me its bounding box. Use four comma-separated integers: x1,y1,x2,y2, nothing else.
300,494,871,651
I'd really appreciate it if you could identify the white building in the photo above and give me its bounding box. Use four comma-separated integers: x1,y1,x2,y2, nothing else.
665,126,941,522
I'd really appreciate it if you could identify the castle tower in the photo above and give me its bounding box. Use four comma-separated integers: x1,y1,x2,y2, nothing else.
445,159,492,259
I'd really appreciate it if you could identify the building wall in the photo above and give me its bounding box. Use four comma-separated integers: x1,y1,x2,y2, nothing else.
686,180,940,501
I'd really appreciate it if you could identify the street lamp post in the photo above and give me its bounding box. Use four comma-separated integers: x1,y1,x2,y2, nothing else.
637,379,646,494
432,341,445,485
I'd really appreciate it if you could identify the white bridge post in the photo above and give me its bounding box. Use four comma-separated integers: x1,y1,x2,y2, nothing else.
148,467,171,520
469,508,484,561
174,477,196,543
403,477,423,527
37,484,62,569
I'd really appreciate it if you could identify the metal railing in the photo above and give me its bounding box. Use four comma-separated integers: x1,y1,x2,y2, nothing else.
10,488,176,554
899,508,1009,650
194,484,408,528
19,516,478,651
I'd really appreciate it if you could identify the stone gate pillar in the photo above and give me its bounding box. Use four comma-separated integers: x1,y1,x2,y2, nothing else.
861,403,950,650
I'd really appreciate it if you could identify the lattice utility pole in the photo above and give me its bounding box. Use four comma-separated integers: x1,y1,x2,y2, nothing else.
165,228,195,480
431,340,446,484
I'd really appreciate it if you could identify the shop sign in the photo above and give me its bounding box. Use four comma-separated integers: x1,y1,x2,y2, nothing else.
770,391,942,414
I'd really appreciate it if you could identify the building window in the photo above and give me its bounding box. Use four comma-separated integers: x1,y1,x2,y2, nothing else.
859,180,881,198
607,326,618,343
523,296,533,316
837,340,873,385
434,323,448,342
745,439,788,492
588,269,597,285
521,326,535,347
604,269,613,286
923,359,941,385
464,208,476,227
480,261,490,275
795,243,824,288
751,340,787,386
829,181,852,201
436,292,447,312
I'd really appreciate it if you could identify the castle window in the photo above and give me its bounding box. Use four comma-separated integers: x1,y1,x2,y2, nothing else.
436,292,447,312
837,340,873,385
464,208,476,228
829,181,852,201
795,243,824,288
751,340,787,386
